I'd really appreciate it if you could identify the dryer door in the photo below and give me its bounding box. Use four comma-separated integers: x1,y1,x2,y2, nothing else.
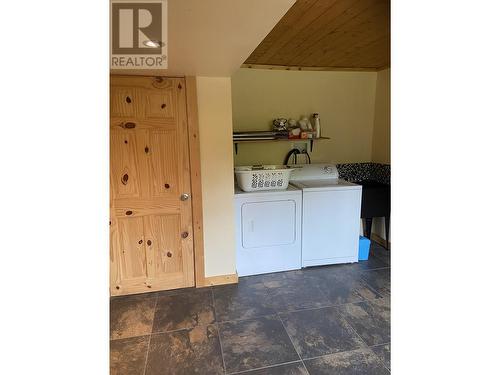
241,200,296,248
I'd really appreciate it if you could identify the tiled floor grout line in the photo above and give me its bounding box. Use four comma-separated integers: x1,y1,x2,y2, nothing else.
278,270,385,308
262,278,310,375
370,341,391,348
383,362,391,372
297,343,392,372
216,312,280,325
361,279,388,298
276,313,311,375
359,266,390,272
150,325,205,336
368,342,391,373
226,360,305,375
273,293,386,316
298,346,372,362
211,288,228,375
368,346,391,373
231,285,310,374
335,308,391,373
207,275,390,327
360,275,391,298
141,293,159,375
110,333,150,342
111,257,390,374
340,313,371,349
335,300,383,351
296,295,391,367
277,293,387,367
110,290,389,341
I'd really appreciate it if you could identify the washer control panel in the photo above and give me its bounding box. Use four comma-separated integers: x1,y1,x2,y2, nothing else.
323,165,334,174
290,164,339,181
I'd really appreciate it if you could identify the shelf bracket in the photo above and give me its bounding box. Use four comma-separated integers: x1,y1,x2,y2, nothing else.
234,142,238,155
310,139,314,152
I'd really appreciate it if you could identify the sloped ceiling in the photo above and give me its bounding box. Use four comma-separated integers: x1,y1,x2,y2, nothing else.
244,0,390,70
111,0,296,76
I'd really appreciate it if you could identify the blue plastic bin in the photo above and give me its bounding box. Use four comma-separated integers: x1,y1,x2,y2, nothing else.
358,236,371,261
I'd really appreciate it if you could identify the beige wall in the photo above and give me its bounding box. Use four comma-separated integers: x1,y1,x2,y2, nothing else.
231,69,378,166
196,69,391,277
371,69,391,164
112,0,295,77
196,77,236,277
232,68,391,244
371,69,391,241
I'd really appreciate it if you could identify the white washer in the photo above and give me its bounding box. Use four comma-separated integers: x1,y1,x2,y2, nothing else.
290,164,362,267
234,185,302,276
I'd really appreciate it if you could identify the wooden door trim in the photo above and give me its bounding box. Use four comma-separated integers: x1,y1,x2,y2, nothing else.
185,77,206,288
203,273,238,287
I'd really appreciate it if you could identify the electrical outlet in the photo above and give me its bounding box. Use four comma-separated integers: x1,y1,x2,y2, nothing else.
291,141,308,152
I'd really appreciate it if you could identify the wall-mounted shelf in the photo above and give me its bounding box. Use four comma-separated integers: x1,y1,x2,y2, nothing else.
233,137,330,154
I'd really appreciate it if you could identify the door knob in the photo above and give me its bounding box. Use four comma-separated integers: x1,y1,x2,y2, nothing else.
180,193,190,201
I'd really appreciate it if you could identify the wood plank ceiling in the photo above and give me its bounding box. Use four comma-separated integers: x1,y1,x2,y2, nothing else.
243,0,390,71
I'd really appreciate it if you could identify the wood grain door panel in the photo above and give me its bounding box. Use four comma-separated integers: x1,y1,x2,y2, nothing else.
145,214,193,289
145,91,175,120
110,130,142,199
110,87,140,118
110,118,178,131
114,217,148,286
112,198,180,218
147,130,180,198
110,76,194,296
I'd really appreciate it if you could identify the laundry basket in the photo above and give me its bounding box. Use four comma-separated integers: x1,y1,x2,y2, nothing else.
235,165,294,192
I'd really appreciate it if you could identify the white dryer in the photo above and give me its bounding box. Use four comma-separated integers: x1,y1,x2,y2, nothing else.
290,164,362,267
234,186,302,276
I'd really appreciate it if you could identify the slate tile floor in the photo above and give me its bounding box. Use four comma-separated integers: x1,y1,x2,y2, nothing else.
110,242,391,374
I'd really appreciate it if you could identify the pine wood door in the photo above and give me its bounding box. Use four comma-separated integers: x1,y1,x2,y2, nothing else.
110,76,194,296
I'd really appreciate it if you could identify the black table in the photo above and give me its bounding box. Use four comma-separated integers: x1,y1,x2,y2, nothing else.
355,180,390,249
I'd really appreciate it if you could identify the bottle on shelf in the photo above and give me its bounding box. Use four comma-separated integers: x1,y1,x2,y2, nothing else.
312,113,321,138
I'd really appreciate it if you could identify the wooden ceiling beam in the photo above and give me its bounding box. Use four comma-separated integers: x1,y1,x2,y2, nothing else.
241,64,380,71
328,35,389,68
296,1,389,66
246,0,321,63
267,0,380,66
243,0,390,70
257,0,343,63
311,22,389,66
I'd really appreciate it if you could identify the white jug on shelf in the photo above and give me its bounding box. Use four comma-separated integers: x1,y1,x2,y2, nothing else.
312,113,321,138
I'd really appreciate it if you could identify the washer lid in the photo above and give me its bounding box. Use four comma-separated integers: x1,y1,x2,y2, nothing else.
291,178,361,191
